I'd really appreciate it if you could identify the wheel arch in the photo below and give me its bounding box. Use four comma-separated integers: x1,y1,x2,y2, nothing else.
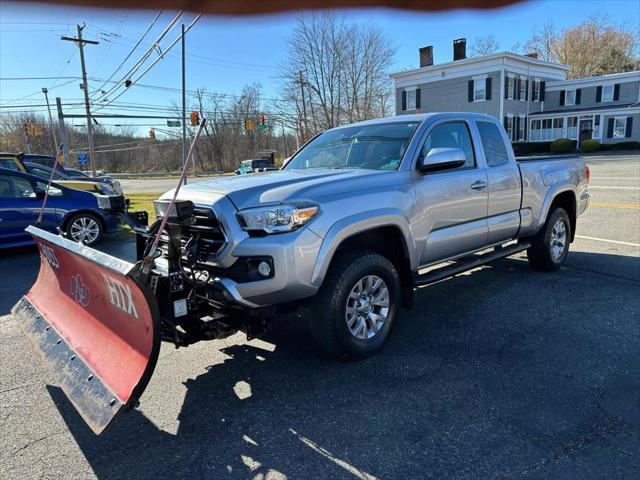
537,185,577,242
310,211,416,307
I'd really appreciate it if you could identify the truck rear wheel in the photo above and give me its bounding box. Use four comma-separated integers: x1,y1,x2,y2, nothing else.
527,207,571,272
308,250,401,360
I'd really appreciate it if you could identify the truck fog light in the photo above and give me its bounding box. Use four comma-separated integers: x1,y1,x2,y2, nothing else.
258,261,271,277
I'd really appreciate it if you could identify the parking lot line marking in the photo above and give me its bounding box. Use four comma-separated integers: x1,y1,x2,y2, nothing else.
594,177,640,180
591,202,640,210
589,186,640,190
290,429,378,480
575,235,640,247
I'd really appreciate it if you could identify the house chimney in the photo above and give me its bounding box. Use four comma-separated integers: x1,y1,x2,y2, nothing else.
419,46,434,67
525,52,539,59
453,38,466,61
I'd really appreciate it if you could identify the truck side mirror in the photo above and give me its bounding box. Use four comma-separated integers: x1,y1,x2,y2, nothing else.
417,147,466,173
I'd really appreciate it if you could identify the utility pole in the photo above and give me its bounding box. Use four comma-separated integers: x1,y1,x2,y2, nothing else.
61,25,99,175
55,97,71,165
42,88,59,160
181,24,187,184
296,70,308,143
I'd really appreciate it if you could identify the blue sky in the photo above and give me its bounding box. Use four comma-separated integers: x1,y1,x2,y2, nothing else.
0,0,637,133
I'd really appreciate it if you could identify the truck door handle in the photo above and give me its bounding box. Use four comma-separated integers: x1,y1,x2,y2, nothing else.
470,180,487,190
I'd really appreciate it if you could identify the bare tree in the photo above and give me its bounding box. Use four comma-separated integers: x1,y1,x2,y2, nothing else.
280,13,396,141
554,14,639,78
523,15,639,78
471,35,500,57
524,20,556,61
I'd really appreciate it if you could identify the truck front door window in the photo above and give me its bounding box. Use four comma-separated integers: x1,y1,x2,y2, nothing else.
420,122,476,170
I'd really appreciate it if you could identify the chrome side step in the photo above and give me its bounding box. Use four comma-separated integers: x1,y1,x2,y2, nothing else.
413,241,531,287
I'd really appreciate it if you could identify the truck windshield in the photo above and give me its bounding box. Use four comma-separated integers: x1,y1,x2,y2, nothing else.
285,121,420,171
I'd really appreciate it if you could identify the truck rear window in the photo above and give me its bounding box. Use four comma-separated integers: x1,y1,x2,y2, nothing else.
285,121,420,171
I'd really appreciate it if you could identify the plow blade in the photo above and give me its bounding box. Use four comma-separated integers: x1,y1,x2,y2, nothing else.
12,226,160,434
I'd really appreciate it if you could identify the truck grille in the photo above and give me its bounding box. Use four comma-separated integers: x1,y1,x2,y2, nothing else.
189,207,227,262
158,207,227,263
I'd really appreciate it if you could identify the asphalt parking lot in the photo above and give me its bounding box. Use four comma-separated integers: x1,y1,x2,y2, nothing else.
1,154,639,480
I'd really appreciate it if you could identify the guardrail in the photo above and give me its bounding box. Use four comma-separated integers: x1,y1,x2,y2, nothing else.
109,171,227,179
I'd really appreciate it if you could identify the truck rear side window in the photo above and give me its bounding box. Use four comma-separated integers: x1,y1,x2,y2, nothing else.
477,121,509,167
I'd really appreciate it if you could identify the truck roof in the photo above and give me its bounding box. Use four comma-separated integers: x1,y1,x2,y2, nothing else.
329,112,497,131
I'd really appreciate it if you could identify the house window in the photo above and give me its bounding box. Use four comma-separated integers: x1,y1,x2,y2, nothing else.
518,116,526,140
565,89,576,106
602,84,614,102
552,118,564,139
505,116,514,139
519,76,527,101
474,78,486,102
567,116,578,139
613,117,627,138
593,115,601,138
542,118,552,140
406,88,417,110
532,79,540,102
507,76,515,100
530,119,541,141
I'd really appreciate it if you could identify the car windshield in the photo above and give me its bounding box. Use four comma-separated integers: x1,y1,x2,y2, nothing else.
284,121,420,171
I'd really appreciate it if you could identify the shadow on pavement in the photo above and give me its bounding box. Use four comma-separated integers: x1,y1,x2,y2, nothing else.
44,252,640,479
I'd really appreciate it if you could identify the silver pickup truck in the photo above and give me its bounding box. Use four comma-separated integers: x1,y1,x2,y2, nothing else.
158,112,590,359
14,112,589,432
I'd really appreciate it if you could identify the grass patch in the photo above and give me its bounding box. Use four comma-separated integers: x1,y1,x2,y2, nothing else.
127,192,162,221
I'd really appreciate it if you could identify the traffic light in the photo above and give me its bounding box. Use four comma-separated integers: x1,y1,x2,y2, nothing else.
189,111,200,126
149,128,156,140
245,119,254,132
259,114,265,127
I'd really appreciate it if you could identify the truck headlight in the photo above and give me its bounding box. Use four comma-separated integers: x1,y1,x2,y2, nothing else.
237,204,318,234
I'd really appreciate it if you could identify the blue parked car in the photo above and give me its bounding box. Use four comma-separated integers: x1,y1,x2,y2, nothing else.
0,168,123,248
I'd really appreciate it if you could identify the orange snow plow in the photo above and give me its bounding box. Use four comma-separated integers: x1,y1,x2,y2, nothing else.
12,227,161,434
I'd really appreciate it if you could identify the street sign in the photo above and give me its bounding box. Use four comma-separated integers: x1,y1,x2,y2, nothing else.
76,152,88,166
167,119,181,127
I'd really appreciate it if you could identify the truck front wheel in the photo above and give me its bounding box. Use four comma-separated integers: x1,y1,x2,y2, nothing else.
308,250,401,360
527,207,571,272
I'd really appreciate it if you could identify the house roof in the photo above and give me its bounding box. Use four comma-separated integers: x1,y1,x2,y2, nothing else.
390,51,569,80
546,70,640,89
529,103,638,116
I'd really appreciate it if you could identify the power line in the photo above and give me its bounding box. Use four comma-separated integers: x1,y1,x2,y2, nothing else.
0,76,81,81
90,10,163,99
92,13,129,73
91,11,183,105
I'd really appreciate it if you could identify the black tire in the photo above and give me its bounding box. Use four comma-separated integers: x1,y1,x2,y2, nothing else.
527,207,571,272
65,212,104,246
308,250,401,361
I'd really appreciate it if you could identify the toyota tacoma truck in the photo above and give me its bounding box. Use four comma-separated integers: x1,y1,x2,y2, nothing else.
13,113,589,433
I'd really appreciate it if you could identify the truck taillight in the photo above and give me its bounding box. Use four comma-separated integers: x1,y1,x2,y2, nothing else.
585,165,590,184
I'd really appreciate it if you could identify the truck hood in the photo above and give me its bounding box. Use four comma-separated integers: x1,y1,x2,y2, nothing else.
163,168,404,210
